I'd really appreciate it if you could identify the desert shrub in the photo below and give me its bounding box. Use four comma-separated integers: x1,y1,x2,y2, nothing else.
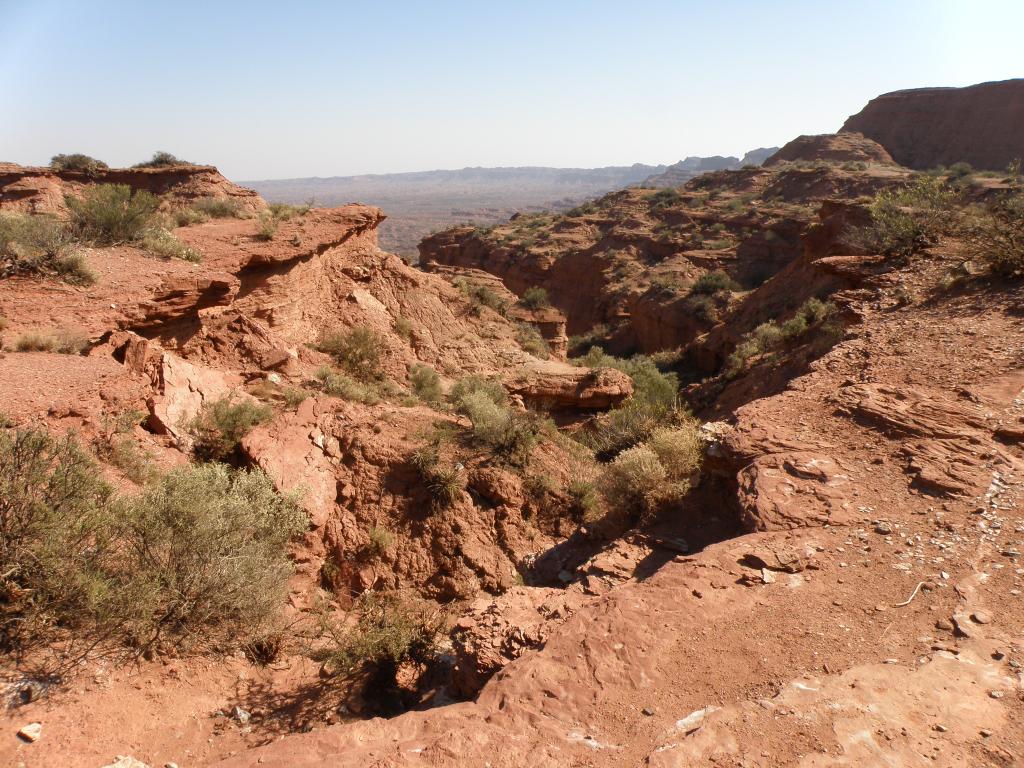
366,526,394,556
314,366,382,404
566,477,600,520
518,286,550,309
683,292,720,323
172,207,210,226
282,386,312,409
567,324,610,357
317,326,384,381
66,184,160,245
576,349,681,457
946,162,974,182
93,410,153,485
599,422,703,520
132,151,192,168
647,188,684,211
704,238,733,250
726,298,840,377
50,153,108,175
14,332,55,352
455,390,542,466
268,202,310,220
410,444,464,508
515,322,550,358
141,228,202,262
861,176,958,257
0,213,97,285
255,211,278,241
313,591,441,698
690,270,740,295
448,375,507,408
409,364,443,405
188,396,273,462
117,464,305,649
191,197,243,219
453,277,508,315
0,428,116,648
393,316,414,341
961,190,1024,277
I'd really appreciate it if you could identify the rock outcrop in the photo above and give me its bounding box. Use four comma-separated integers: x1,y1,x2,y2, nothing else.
0,162,267,215
764,132,896,166
840,78,1024,170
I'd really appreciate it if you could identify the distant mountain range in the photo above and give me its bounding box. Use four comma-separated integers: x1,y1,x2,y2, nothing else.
244,153,776,257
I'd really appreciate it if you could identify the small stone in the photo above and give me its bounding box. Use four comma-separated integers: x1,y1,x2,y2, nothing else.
875,522,893,535
980,730,993,738
935,619,954,631
989,690,1004,699
971,611,991,624
641,707,655,716
17,723,41,743
230,705,250,724
934,724,947,732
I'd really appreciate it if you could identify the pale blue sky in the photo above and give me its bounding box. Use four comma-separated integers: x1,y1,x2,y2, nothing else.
1,0,1021,180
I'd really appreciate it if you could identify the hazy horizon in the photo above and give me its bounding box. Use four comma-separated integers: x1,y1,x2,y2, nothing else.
2,0,1023,180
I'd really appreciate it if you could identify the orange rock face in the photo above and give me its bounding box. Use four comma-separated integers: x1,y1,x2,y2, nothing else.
840,78,1024,170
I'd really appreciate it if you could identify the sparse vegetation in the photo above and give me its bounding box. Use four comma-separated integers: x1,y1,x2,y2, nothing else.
132,151,193,168
188,396,273,462
190,197,244,219
366,526,394,557
117,464,305,650
453,277,508,315
255,211,278,240
12,328,87,354
66,184,160,245
960,190,1024,277
0,212,97,285
314,366,382,404
860,176,958,257
725,298,841,377
449,376,546,467
409,364,443,405
394,316,414,341
50,153,108,175
518,286,550,309
141,227,202,262
410,443,464,508
268,202,310,220
317,326,385,381
515,322,550,358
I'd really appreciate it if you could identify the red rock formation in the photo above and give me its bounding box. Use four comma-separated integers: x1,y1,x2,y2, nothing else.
0,162,266,215
763,132,896,166
840,78,1024,170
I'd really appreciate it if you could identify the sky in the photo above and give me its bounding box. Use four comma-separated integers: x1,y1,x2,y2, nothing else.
1,0,1022,180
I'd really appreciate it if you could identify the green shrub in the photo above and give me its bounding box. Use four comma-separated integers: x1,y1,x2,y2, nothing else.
0,428,115,648
314,366,382,404
282,386,312,409
132,151,192,168
95,434,155,485
449,375,507,408
515,322,550,358
690,269,740,295
647,188,684,211
141,228,202,262
453,277,509,315
566,477,600,520
862,176,958,257
190,197,244,219
961,190,1024,276
518,286,549,309
726,298,840,377
188,396,273,461
66,184,160,245
409,364,443,405
117,464,305,649
455,390,544,467
599,422,703,520
317,326,384,381
50,153,108,175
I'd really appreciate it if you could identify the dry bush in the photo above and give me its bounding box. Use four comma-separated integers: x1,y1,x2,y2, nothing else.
141,228,202,262
255,211,278,241
0,428,116,650
366,526,394,557
314,366,382,404
50,153,108,175
409,364,443,405
317,326,384,381
518,286,549,309
410,444,464,509
173,207,210,226
191,197,244,219
268,202,310,220
0,213,97,285
188,396,273,461
455,389,545,468
14,332,56,352
961,190,1024,277
66,184,160,245
859,176,958,257
117,464,305,650
515,322,550,358
132,151,192,168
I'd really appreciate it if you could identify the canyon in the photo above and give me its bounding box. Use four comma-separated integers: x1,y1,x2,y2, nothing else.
0,81,1023,768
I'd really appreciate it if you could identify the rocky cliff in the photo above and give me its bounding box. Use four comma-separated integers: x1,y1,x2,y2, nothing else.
840,78,1024,170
